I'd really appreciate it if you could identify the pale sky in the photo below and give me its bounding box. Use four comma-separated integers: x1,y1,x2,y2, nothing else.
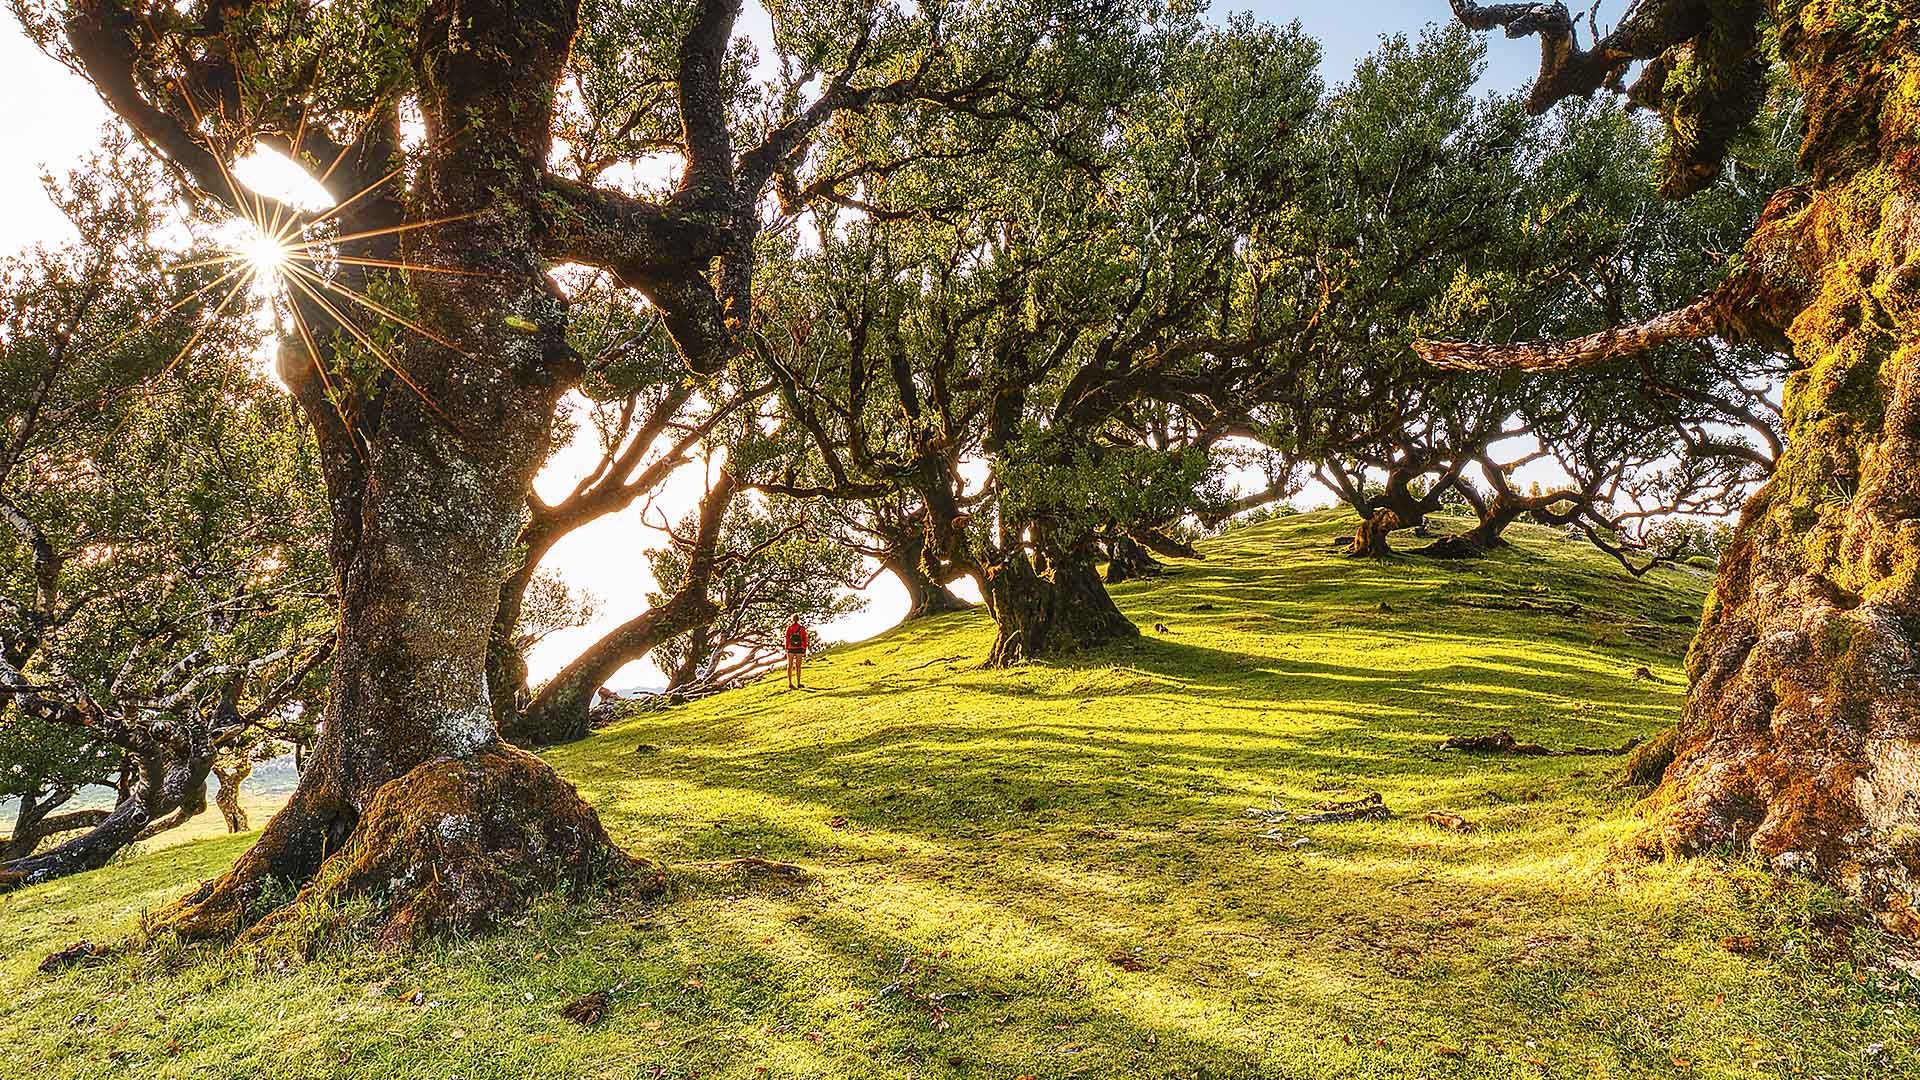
0,3,1551,690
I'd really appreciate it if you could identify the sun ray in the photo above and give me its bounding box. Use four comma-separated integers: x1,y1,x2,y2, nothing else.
283,289,361,449
314,254,504,278
301,125,474,238
280,260,474,359
152,265,259,383
93,262,250,356
126,55,496,447
281,212,483,255
280,270,459,430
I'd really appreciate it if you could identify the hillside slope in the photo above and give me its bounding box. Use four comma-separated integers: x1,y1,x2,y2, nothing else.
1,511,1912,1079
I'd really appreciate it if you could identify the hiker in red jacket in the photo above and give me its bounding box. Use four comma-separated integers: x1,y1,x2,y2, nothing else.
784,615,810,689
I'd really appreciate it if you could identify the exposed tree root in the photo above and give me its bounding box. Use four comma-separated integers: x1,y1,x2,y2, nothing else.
151,742,652,949
1417,531,1506,559
1249,792,1395,826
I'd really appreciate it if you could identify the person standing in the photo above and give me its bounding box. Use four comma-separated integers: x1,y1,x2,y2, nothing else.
784,615,810,689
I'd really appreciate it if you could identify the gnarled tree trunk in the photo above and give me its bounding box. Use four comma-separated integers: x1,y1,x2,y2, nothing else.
883,524,972,620
3,787,107,863
1348,508,1401,559
983,539,1138,666
509,473,733,746
1343,467,1442,558
4,737,212,886
134,0,644,944
1645,190,1920,930
1105,535,1166,584
213,760,251,833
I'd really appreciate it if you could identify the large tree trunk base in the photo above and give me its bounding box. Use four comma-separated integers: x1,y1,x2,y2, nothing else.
1638,574,1920,936
984,555,1052,667
904,586,973,621
984,552,1137,667
1054,556,1139,649
152,742,652,948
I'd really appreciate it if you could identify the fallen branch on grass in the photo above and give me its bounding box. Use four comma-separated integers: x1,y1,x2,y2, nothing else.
1441,730,1641,757
1424,810,1474,833
1250,791,1393,825
684,856,809,878
39,940,109,974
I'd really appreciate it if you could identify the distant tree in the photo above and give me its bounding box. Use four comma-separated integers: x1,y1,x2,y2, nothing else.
763,13,1328,664
1432,2,1920,934
1218,26,1539,558
815,493,974,621
0,141,331,886
487,283,767,745
1412,94,1795,565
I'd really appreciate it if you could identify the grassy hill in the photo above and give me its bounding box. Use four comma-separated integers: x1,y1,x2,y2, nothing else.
2,511,1913,1079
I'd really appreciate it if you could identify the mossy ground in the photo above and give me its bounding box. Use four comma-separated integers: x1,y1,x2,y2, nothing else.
1,511,1913,1079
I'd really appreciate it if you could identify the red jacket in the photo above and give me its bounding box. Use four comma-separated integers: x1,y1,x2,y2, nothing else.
785,623,809,652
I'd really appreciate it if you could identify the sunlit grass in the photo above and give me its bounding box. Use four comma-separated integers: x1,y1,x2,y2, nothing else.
1,511,1912,1079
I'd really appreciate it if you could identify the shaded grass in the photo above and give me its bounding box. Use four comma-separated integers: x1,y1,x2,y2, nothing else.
1,511,1913,1079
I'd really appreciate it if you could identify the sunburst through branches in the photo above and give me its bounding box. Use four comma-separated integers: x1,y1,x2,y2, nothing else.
131,141,499,435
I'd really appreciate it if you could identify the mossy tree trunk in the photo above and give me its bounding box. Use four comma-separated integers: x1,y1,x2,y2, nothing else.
139,0,641,943
1650,189,1920,930
1439,1,1920,932
1634,12,1920,935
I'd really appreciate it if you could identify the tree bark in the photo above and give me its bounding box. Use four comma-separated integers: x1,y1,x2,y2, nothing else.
1348,508,1401,559
1645,176,1920,931
1133,528,1201,561
1342,466,1441,558
4,790,110,862
1420,504,1515,558
5,787,50,862
1441,2,1920,934
884,525,972,619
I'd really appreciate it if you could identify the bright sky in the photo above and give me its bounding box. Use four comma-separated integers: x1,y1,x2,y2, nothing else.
0,3,1552,689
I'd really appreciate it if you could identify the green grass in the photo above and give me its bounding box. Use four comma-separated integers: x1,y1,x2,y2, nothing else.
2,511,1914,1079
